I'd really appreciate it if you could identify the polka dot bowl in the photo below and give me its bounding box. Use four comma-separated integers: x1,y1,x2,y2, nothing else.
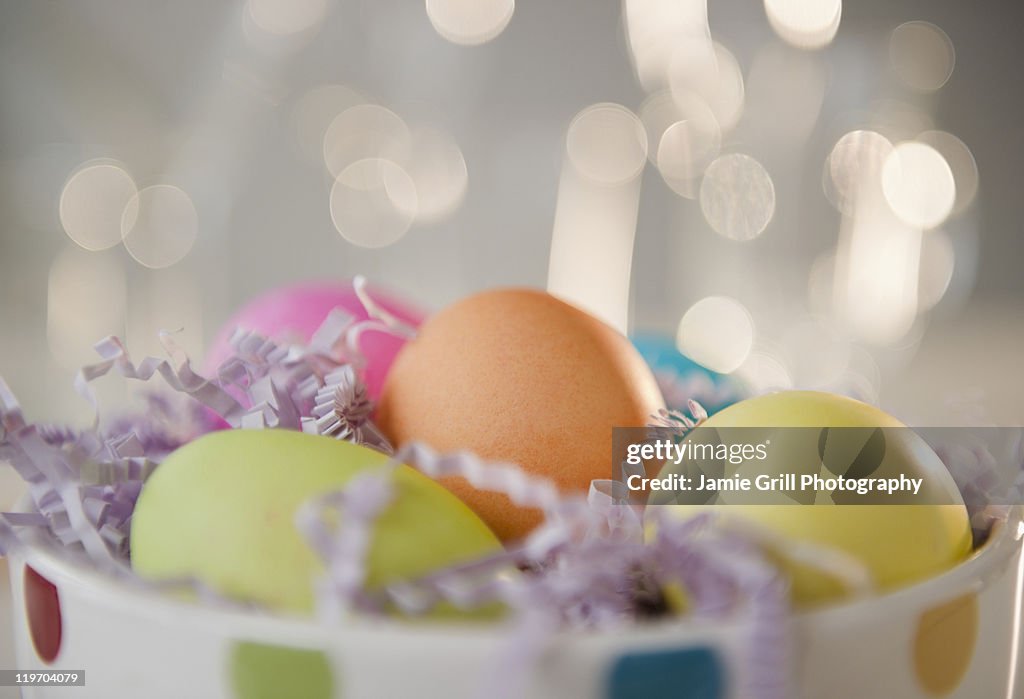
6,508,1024,699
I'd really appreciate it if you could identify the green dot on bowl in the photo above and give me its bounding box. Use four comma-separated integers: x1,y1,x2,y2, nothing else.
230,641,334,699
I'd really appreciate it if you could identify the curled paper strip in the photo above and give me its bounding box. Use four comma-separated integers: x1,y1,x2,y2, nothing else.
301,366,392,454
0,377,175,569
297,469,397,621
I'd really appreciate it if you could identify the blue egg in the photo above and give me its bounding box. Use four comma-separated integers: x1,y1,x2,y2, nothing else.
631,333,743,415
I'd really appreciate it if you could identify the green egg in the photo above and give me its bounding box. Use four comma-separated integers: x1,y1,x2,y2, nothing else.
130,429,502,616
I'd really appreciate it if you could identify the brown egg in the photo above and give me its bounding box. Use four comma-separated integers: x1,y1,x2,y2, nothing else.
377,288,664,542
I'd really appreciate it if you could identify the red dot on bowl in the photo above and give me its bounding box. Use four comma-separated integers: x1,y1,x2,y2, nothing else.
24,565,62,663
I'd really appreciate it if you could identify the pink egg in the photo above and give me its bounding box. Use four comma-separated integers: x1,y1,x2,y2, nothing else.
204,281,425,400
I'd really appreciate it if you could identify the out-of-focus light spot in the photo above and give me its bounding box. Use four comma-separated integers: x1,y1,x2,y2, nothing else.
323,105,411,179
677,296,754,374
700,153,775,241
835,195,922,346
330,158,418,248
918,130,978,215
780,318,850,388
121,185,199,269
669,41,745,132
824,130,893,216
291,85,365,163
401,127,468,224
881,142,955,229
47,246,126,370
623,0,711,92
549,110,643,334
764,0,842,50
736,349,793,393
246,0,328,37
890,21,955,92
59,161,137,251
425,0,514,46
565,103,648,186
657,120,705,184
641,91,721,198
918,229,955,311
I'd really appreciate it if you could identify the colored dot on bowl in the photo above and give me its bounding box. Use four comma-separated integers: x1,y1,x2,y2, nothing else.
913,593,979,696
607,646,723,699
24,565,62,664
230,641,333,699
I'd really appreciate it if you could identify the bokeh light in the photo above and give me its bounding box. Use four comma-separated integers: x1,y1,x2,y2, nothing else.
669,41,745,132
121,184,199,269
425,0,515,46
59,161,137,251
780,318,850,388
824,130,893,216
623,0,711,92
329,158,418,248
245,0,328,39
402,126,468,224
736,349,793,393
47,246,126,370
291,85,365,163
836,202,923,346
917,130,978,215
323,104,411,179
881,141,956,229
565,103,648,185
699,153,776,241
677,296,755,373
764,0,842,50
890,21,955,92
548,105,643,334
641,90,721,197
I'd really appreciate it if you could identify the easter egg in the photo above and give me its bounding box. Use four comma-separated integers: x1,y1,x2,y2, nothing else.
632,332,743,414
651,391,971,605
130,429,501,615
377,288,665,542
205,281,424,399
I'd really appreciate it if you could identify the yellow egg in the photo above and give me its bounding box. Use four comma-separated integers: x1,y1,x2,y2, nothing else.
652,391,972,606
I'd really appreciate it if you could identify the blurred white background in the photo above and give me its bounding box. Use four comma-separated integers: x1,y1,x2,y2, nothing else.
0,0,1022,478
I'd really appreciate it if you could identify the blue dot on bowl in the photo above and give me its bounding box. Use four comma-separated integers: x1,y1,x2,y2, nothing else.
607,646,724,699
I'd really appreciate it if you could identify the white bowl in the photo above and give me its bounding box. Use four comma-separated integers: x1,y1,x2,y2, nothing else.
6,508,1024,699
